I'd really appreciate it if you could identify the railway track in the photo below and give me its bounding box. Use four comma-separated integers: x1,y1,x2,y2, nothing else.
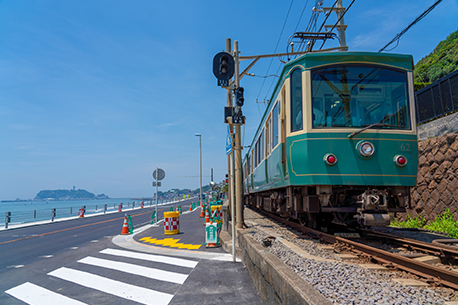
250,206,458,291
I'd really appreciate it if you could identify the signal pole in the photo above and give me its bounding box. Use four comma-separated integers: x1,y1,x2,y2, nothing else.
225,38,233,214
233,40,243,229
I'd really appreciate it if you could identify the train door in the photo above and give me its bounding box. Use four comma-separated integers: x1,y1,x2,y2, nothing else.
281,86,287,176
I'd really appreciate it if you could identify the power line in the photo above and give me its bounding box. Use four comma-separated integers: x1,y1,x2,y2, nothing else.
379,0,443,53
255,0,295,105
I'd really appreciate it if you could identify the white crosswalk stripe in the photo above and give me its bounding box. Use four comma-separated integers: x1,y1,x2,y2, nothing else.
5,282,87,305
78,256,188,284
5,247,199,305
48,267,174,305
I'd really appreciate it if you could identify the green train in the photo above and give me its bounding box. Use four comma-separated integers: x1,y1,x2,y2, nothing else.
242,51,418,228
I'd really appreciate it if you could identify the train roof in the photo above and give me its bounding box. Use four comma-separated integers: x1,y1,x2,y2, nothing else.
285,51,414,72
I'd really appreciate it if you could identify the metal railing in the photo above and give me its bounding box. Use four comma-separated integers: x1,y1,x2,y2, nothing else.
415,69,458,124
3,200,173,229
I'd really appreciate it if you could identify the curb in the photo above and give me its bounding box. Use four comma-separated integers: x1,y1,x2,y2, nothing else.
220,226,332,305
112,209,238,262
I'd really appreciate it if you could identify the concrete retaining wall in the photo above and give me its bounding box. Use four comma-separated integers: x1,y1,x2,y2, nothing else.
235,228,332,305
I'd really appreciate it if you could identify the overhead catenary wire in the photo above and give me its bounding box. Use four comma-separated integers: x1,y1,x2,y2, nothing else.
255,0,295,112
379,0,443,52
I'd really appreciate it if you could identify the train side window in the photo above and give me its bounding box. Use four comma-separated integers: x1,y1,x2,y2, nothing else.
266,116,271,156
260,129,265,160
290,68,303,132
272,102,279,148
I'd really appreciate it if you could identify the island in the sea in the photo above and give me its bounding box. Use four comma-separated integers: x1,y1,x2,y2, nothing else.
34,189,109,201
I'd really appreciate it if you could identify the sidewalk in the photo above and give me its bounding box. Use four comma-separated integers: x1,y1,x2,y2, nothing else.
112,206,264,305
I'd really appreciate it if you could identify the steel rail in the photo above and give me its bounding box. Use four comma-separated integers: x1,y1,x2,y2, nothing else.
250,207,458,290
359,229,458,260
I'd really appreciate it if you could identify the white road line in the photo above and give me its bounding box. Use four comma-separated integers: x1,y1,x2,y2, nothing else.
99,248,198,268
5,282,87,305
6,265,24,269
48,267,173,305
78,256,188,284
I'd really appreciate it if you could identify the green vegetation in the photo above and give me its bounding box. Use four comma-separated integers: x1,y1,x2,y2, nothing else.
414,29,458,87
391,209,458,239
35,189,109,201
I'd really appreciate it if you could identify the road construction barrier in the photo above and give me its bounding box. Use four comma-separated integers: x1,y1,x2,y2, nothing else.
210,205,222,224
218,205,223,224
151,211,157,224
164,211,180,235
200,205,205,218
78,207,85,218
205,221,220,247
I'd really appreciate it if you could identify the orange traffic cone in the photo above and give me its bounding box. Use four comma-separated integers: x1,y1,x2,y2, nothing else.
121,217,130,235
200,206,205,218
204,206,210,224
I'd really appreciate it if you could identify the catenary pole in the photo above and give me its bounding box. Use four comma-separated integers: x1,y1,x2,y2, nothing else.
234,40,243,229
226,38,233,212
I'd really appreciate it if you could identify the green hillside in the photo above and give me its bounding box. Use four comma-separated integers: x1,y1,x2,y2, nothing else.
414,29,458,90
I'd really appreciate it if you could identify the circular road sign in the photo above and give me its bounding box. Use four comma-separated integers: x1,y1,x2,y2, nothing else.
153,168,165,181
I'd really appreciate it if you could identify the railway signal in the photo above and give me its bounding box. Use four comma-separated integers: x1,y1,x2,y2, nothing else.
235,87,244,107
212,52,234,87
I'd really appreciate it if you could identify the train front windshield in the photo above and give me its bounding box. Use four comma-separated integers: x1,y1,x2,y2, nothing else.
311,65,410,130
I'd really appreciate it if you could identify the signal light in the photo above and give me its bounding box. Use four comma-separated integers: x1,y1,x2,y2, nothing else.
212,52,234,86
394,155,407,166
324,153,337,165
220,55,229,75
235,87,244,107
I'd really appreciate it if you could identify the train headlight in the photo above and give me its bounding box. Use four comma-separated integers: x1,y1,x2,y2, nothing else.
394,155,407,167
324,153,337,166
358,141,375,157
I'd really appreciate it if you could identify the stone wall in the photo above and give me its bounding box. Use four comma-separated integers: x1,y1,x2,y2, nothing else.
403,131,458,222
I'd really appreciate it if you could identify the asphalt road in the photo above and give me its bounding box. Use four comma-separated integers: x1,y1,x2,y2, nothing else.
0,198,263,305
0,200,192,274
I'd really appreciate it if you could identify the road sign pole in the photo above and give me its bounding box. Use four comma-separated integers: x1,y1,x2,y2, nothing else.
155,167,158,223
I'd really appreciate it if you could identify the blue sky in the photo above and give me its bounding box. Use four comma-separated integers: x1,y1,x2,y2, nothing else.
1,0,457,200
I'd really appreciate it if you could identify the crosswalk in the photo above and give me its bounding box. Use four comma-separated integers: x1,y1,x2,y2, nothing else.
5,248,199,305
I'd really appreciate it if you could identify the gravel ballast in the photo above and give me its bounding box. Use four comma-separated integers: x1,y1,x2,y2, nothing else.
243,208,458,305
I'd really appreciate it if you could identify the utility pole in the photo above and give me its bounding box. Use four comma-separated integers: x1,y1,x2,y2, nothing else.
323,0,347,50
233,40,243,229
225,38,233,215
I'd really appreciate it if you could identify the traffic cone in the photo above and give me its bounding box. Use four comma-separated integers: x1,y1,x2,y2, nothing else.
200,205,205,217
121,217,130,235
204,205,210,224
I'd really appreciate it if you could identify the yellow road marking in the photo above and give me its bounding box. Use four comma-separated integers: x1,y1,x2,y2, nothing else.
139,236,201,250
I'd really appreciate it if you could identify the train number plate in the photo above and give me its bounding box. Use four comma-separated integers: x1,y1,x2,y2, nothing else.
399,142,411,152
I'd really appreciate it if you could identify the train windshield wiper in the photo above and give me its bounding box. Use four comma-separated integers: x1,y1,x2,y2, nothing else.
348,123,402,138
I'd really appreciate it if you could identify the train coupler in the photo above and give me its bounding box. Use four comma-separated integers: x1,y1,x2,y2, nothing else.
354,212,391,226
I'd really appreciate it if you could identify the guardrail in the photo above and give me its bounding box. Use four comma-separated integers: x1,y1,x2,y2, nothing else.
415,69,458,124
2,200,173,229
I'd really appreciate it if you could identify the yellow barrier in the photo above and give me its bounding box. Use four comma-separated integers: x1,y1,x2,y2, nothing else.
164,211,180,235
